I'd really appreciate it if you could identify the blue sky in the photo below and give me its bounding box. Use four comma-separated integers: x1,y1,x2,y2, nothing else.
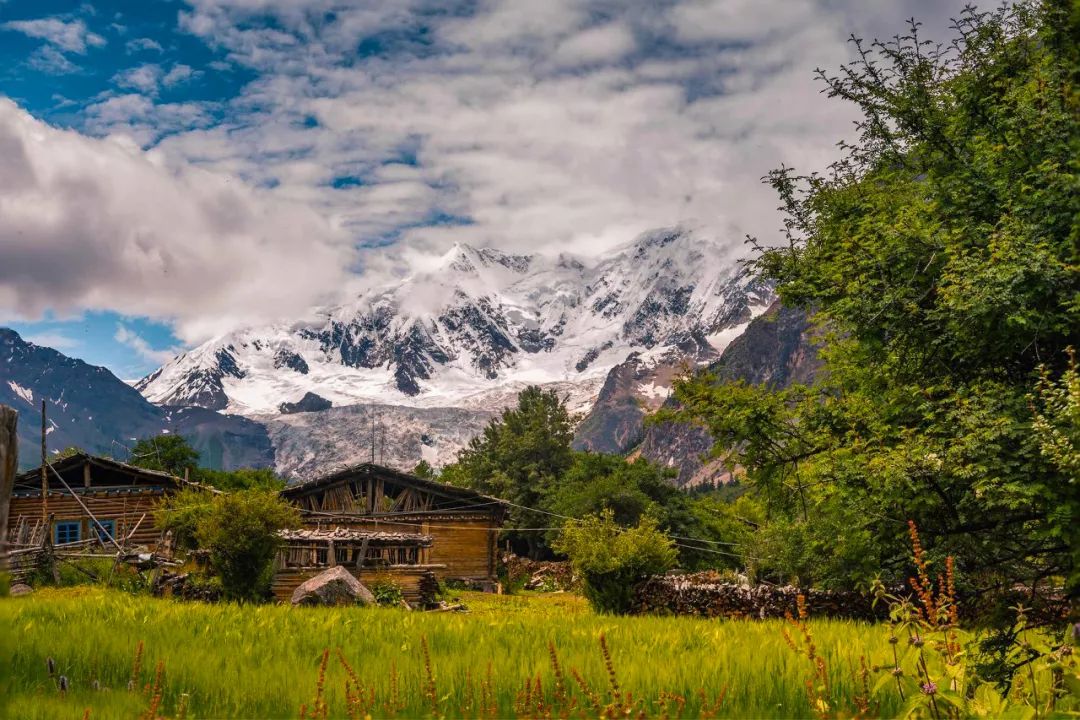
0,0,967,380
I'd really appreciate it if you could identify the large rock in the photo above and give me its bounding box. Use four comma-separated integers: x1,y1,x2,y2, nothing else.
9,583,33,597
290,566,375,607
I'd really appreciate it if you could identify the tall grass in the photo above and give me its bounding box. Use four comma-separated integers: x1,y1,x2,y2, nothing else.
1,587,903,719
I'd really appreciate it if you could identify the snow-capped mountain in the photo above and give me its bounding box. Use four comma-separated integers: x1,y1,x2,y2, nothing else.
137,228,773,423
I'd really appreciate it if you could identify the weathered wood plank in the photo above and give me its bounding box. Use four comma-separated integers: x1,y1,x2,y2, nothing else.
0,405,17,572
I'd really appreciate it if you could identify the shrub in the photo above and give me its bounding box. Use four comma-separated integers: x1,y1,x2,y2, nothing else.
370,580,405,607
554,510,676,614
195,489,299,602
154,488,215,551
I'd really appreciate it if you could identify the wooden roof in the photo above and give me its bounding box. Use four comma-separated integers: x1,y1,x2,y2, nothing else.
13,451,214,496
281,462,507,511
278,527,433,546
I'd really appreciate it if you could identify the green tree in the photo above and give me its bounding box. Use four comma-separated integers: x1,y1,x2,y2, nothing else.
129,434,199,478
670,2,1079,600
194,489,299,602
196,467,286,492
544,453,717,568
554,510,676,614
412,459,435,479
444,386,575,558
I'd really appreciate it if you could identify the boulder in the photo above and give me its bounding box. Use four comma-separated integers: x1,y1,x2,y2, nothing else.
290,566,375,607
9,583,33,597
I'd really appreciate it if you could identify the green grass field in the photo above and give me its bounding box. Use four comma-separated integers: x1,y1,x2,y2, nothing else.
1,587,907,719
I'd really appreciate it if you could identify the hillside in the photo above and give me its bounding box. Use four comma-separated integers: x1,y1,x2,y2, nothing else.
0,328,273,471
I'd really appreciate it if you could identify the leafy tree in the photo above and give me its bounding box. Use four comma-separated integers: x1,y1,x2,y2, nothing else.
444,386,575,558
670,2,1079,602
544,453,716,568
154,487,214,551
130,434,286,491
196,467,286,492
129,435,199,478
412,459,436,479
554,510,676,614
194,489,299,602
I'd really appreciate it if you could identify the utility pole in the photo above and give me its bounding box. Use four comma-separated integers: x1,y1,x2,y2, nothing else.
40,399,47,523
0,405,17,573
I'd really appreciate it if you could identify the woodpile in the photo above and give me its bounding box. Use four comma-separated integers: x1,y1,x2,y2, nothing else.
417,570,439,607
632,572,889,621
500,553,578,592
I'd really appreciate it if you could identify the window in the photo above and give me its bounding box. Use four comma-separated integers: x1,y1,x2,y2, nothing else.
95,519,116,543
54,521,81,545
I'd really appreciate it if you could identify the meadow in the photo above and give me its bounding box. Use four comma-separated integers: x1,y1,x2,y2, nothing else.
0,587,911,719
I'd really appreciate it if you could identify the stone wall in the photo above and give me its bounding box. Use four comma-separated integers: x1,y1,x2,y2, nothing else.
632,572,889,621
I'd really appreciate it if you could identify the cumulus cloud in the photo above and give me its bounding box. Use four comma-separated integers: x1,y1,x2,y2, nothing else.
0,99,353,343
1,0,972,345
1,17,106,53
162,0,969,266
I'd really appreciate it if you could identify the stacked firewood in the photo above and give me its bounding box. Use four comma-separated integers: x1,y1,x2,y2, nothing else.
632,572,889,621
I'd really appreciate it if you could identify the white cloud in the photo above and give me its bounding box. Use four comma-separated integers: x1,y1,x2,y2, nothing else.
126,37,164,54
23,332,80,351
27,45,80,74
114,324,178,365
156,0,967,270
1,0,973,347
2,17,106,53
553,22,636,66
162,64,200,87
112,63,202,98
114,63,162,93
0,99,354,343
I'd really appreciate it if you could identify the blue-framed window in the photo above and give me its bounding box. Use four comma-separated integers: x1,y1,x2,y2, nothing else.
54,521,81,545
95,519,116,543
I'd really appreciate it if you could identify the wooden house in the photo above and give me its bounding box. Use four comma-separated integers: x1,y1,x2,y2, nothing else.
280,463,507,589
271,527,440,604
7,452,184,550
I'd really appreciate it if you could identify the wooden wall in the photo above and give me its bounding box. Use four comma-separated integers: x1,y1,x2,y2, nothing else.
304,515,498,583
271,565,441,604
423,519,495,581
8,491,165,548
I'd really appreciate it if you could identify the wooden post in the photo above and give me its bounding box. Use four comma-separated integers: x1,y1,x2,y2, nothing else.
40,399,47,524
83,461,91,488
0,405,18,573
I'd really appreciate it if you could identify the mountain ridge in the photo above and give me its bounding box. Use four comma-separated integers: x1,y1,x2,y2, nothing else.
136,228,773,419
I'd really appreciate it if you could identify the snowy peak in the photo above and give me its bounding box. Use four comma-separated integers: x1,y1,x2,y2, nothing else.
137,228,774,416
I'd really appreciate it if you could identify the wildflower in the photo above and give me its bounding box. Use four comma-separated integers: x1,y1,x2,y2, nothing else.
891,667,904,677
920,681,938,695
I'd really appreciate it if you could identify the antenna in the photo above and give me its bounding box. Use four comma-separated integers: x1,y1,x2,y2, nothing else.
370,400,376,464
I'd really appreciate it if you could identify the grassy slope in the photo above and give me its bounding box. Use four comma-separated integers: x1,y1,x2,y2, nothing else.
1,588,901,719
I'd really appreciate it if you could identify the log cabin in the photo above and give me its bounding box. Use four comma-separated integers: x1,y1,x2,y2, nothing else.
271,527,441,604
280,463,507,589
6,452,185,550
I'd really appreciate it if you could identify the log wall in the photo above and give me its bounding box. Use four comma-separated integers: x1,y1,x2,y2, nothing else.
8,491,165,549
306,515,498,582
271,565,442,605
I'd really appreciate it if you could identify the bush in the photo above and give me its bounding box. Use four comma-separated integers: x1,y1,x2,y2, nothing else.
157,488,298,602
370,580,405,607
195,489,299,602
155,488,215,551
554,510,676,614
